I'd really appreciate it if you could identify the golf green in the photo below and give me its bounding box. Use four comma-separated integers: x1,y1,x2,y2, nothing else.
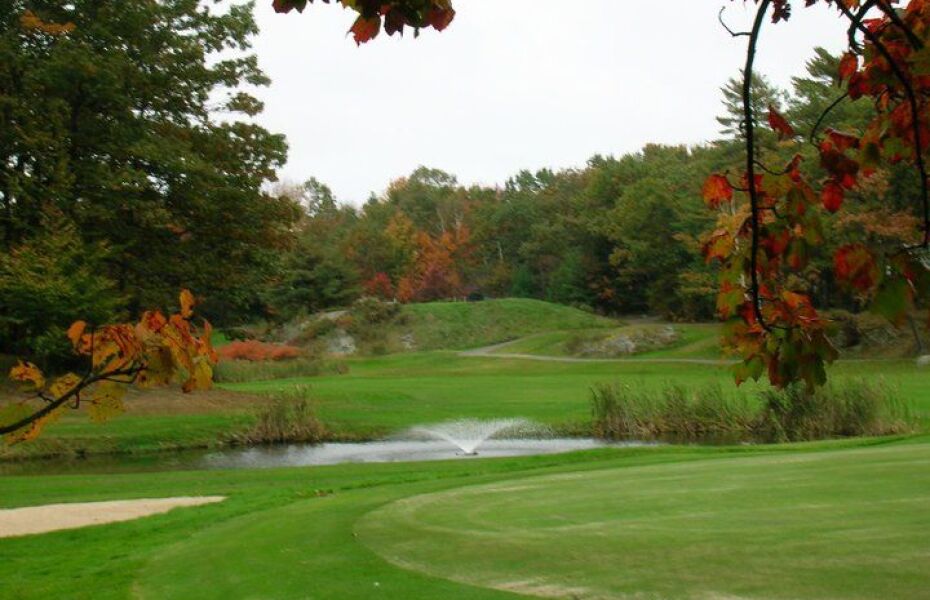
358,443,930,599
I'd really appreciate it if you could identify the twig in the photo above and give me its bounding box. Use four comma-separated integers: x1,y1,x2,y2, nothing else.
809,92,850,145
719,6,751,38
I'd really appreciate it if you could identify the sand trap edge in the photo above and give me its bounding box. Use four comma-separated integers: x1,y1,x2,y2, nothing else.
0,496,226,538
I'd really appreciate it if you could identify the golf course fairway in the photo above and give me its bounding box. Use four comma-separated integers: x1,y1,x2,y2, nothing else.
13,439,914,599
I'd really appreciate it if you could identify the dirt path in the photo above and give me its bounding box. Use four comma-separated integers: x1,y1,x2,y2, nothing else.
0,496,225,538
459,337,734,365
460,338,900,365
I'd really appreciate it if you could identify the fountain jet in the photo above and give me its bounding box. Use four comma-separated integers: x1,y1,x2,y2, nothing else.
407,418,538,455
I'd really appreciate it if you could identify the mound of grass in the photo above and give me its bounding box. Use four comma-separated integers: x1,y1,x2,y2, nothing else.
398,298,617,351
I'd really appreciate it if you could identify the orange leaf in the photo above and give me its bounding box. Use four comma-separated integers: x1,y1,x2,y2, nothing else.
825,129,860,152
838,52,858,81
9,361,45,391
179,289,195,319
702,174,733,208
350,16,380,45
67,321,86,349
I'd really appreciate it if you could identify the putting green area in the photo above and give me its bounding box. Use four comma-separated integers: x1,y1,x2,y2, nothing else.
360,442,930,599
1,438,927,599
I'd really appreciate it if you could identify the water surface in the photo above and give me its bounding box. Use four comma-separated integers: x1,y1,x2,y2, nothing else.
1,438,651,477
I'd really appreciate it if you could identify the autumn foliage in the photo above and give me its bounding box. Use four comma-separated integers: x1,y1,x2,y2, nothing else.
216,340,303,362
704,0,930,388
1,290,217,444
272,0,455,44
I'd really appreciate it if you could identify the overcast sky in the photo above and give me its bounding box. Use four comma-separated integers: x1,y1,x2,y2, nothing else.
249,1,849,204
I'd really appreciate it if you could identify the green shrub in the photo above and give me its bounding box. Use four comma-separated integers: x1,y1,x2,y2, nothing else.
757,380,913,442
234,386,326,445
214,358,349,383
221,327,251,342
350,297,400,325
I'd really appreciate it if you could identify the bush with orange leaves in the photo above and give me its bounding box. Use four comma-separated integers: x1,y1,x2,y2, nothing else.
216,340,302,362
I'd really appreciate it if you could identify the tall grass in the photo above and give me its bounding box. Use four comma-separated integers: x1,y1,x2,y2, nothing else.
591,382,755,441
232,385,326,445
757,380,913,441
592,379,913,442
214,358,349,383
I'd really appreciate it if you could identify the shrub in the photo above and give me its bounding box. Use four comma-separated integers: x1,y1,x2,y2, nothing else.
757,380,913,441
349,297,400,329
217,340,302,362
234,386,326,445
221,327,252,342
213,358,349,383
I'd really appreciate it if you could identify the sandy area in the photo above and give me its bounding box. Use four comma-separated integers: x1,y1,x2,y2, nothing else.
0,496,226,538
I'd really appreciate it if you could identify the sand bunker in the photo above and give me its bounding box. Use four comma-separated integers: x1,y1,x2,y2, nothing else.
0,496,225,538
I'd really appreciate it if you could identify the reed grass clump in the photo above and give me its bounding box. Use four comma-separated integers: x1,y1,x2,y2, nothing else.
592,379,913,442
591,382,754,440
234,385,326,445
756,380,913,441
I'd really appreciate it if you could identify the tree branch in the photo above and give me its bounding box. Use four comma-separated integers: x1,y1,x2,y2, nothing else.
744,0,773,332
875,0,923,51
809,92,850,146
0,365,143,436
719,6,751,38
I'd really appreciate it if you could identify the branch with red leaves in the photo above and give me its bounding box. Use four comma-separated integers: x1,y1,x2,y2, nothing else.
272,0,455,44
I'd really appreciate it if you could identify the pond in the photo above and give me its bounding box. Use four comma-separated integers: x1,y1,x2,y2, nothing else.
0,438,654,477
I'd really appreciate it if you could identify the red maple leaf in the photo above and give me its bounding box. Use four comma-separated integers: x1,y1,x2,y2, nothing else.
821,182,844,212
767,105,795,140
702,174,733,208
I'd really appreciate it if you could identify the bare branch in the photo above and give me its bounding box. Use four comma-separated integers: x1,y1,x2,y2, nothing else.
809,92,850,146
719,6,751,38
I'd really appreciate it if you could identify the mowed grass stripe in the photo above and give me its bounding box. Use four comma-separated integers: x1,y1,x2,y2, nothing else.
358,442,930,600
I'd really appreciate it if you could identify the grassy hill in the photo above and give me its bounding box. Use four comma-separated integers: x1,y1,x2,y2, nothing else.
286,298,621,356
397,298,618,351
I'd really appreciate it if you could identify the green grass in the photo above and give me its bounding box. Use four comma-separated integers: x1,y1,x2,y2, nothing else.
488,323,722,358
1,438,927,598
396,298,618,351
359,442,930,599
229,355,930,434
4,352,930,459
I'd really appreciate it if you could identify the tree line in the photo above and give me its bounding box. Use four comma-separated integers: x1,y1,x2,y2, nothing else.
268,49,918,324
0,2,921,368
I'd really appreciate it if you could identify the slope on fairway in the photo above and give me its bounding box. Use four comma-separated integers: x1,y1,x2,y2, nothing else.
358,442,930,599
